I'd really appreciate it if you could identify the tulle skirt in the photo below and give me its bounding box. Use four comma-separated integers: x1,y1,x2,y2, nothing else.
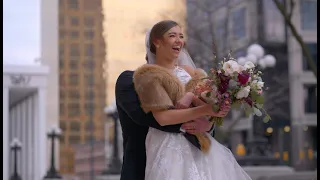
145,128,252,180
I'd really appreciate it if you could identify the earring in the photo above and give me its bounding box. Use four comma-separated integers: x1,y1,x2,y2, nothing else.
156,45,160,48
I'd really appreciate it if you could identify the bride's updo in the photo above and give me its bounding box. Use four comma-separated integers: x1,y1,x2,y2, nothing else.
149,20,179,54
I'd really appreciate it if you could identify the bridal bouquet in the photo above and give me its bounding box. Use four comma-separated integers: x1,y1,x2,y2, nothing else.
193,53,271,126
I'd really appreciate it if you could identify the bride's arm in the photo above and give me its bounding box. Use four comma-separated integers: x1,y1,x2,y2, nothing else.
133,65,226,126
152,104,224,126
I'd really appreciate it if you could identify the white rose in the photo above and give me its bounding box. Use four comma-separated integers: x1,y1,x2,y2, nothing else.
244,61,255,70
251,80,264,89
257,82,264,89
222,60,240,76
236,86,251,99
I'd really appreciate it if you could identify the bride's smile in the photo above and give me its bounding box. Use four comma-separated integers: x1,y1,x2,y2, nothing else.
152,25,185,62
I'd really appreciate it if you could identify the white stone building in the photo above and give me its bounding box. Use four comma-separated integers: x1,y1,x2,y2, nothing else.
3,64,50,180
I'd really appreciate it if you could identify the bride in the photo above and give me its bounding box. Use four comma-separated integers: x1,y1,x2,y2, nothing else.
134,20,252,180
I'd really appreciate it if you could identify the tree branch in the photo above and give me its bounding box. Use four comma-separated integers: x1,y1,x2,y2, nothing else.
273,0,317,78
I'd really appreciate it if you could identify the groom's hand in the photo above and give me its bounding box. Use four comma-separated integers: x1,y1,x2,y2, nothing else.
181,117,213,135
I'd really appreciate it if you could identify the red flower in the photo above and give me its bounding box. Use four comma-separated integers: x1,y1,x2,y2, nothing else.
238,73,250,85
218,74,231,94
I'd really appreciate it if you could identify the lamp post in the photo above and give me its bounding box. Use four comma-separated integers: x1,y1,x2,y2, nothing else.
237,44,276,69
236,44,280,166
44,126,62,179
10,138,22,180
101,101,122,175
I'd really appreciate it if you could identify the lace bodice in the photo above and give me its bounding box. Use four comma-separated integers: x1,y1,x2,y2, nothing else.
173,66,192,85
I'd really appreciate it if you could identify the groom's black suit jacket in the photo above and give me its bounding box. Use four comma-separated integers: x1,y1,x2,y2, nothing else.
115,70,215,180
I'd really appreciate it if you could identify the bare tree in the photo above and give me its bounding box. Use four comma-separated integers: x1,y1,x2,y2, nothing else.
273,0,317,77
185,0,233,70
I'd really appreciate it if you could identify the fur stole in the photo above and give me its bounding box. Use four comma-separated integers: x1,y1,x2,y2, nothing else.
133,64,211,153
133,64,185,113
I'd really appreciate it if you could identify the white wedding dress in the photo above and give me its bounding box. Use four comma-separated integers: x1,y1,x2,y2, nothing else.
145,66,252,180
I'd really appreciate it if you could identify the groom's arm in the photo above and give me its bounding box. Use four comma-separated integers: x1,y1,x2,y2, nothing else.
116,71,182,133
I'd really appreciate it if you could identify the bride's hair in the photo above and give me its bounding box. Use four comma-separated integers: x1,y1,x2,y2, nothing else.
149,20,179,54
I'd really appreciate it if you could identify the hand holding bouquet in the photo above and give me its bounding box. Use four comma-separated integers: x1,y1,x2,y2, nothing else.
193,53,270,126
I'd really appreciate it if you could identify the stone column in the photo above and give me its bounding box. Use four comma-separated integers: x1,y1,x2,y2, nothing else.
38,88,48,179
3,87,9,180
21,100,27,179
27,97,35,180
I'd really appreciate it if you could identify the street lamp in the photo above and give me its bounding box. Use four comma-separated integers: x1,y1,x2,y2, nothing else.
236,43,279,166
10,138,22,180
237,44,276,69
101,101,122,175
44,126,62,179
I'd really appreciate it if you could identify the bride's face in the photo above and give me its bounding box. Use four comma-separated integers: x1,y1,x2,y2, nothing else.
156,25,185,60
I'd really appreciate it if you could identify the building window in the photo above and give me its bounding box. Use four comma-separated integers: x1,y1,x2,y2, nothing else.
59,74,65,86
59,29,66,39
85,102,95,115
60,103,65,116
300,0,317,30
59,44,64,56
84,0,100,11
84,30,94,40
60,121,67,132
304,84,317,113
85,73,94,86
84,16,95,27
83,60,95,69
303,43,317,71
60,89,65,99
70,31,79,40
70,44,80,57
232,7,246,40
68,103,80,117
69,134,81,144
60,134,65,144
59,0,64,8
85,121,94,131
85,44,94,57
86,90,95,100
69,60,78,70
59,16,64,26
68,0,78,10
70,121,80,132
85,135,95,142
68,89,80,100
69,73,79,86
59,57,64,69
262,0,286,43
70,16,79,26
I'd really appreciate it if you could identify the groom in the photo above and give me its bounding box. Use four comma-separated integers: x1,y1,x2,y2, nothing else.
115,68,217,180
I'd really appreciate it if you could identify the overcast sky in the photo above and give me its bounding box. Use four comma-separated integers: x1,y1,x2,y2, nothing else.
3,0,40,64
